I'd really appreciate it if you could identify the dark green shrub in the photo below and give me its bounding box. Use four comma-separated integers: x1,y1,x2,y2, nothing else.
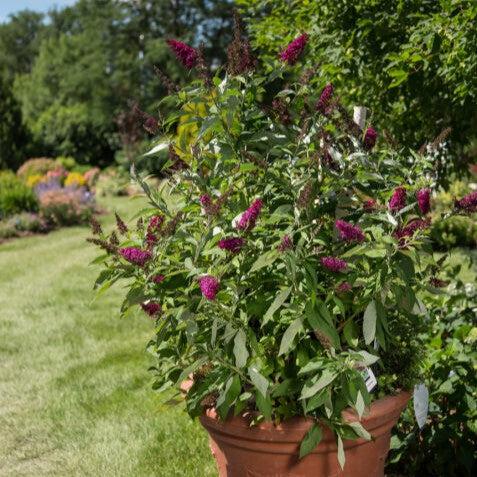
388,276,477,476
431,216,477,249
0,170,38,218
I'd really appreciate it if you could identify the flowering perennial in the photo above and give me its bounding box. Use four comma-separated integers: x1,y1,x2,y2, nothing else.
141,301,162,317
166,39,198,69
199,275,219,301
455,190,477,212
416,188,431,215
389,187,407,211
218,237,245,253
277,235,293,252
279,33,308,64
321,256,348,272
119,247,152,266
335,219,365,242
363,127,377,150
316,83,334,114
237,198,263,231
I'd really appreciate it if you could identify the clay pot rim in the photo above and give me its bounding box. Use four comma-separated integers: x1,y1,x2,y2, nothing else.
202,390,411,436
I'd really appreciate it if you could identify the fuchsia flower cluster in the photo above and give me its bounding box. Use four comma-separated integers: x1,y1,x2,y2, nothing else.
119,247,151,266
146,215,164,246
279,33,309,64
237,198,263,231
141,301,162,317
394,218,431,246
335,219,365,242
417,188,431,214
455,190,477,212
321,256,348,272
316,83,334,114
199,275,220,301
389,187,407,212
363,127,377,150
218,237,245,253
166,39,198,69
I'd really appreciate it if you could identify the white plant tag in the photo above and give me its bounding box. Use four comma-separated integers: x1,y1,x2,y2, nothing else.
413,383,429,429
362,367,377,392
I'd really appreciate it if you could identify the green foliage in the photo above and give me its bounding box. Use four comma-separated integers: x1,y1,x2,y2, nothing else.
238,0,477,177
7,0,234,166
0,76,30,171
90,40,452,462
431,215,477,250
388,274,477,476
0,170,38,219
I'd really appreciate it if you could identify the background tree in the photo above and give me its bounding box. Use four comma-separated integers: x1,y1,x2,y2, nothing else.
1,0,233,167
237,0,477,178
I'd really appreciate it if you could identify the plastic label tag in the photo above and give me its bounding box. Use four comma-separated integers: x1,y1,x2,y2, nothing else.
362,367,377,392
413,383,429,429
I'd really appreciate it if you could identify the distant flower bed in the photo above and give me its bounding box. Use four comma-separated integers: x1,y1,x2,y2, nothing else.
0,159,98,242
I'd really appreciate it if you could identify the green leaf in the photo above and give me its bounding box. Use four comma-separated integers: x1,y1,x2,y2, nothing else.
305,389,329,412
343,319,359,347
255,390,272,421
355,350,380,366
216,374,241,420
279,317,303,356
250,250,279,273
363,300,377,345
262,287,291,326
301,370,338,400
356,390,365,418
248,366,269,398
337,434,345,469
299,424,323,458
305,302,341,349
348,421,371,441
233,329,249,368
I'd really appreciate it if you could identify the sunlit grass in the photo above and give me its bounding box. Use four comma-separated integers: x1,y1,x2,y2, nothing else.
0,196,215,477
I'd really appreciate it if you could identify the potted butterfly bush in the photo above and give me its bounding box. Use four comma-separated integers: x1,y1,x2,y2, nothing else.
89,16,466,477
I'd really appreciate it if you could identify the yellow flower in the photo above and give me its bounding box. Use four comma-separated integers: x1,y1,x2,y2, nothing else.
26,174,44,188
65,172,87,187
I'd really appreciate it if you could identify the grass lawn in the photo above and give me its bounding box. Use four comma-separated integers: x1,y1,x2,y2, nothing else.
0,196,215,477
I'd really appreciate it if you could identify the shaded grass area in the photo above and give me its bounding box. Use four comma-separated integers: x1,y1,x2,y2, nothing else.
0,196,215,477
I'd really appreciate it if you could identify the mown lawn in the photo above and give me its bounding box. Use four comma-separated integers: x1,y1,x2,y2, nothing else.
0,196,215,477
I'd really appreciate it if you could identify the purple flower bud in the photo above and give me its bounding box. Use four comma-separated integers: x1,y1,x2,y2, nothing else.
389,187,407,212
166,39,198,69
277,235,293,252
320,256,348,272
151,274,165,284
455,191,477,213
279,33,309,65
316,83,334,114
363,198,377,210
199,275,219,301
141,301,162,317
394,218,431,246
416,188,431,215
237,198,263,231
335,219,365,242
218,237,245,253
336,282,352,293
364,127,377,150
119,247,152,266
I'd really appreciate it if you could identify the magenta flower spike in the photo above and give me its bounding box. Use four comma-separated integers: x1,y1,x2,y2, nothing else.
279,33,309,65
166,39,198,69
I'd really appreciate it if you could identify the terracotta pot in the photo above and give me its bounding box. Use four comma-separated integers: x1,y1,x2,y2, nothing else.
200,391,410,477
